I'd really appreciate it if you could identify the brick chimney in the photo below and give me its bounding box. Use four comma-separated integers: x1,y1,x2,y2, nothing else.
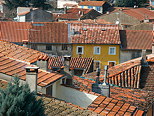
25,66,39,92
92,65,110,97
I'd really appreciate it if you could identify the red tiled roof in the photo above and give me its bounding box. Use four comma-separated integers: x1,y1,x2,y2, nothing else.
0,22,68,43
0,54,64,87
57,8,95,20
120,30,153,50
73,76,152,113
84,54,154,88
18,11,30,16
88,95,144,116
63,3,78,8
70,23,120,44
63,19,113,24
0,41,49,63
48,57,93,74
79,1,106,6
0,22,31,42
122,8,154,21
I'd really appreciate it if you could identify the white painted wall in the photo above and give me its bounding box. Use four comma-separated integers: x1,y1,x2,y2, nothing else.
57,1,78,8
55,81,98,108
18,15,26,22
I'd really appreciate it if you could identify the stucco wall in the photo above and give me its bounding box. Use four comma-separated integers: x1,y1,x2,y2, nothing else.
120,50,152,63
31,44,72,56
72,44,120,69
55,81,98,108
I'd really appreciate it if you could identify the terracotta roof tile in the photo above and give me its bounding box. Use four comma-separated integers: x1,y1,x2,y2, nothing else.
79,1,106,6
0,41,49,63
0,22,68,43
57,8,94,20
70,23,120,44
122,8,154,21
0,55,64,87
37,94,100,116
120,30,153,50
73,75,154,112
18,11,30,16
48,56,93,74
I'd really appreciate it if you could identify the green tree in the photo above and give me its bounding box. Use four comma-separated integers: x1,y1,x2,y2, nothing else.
0,77,45,116
4,0,52,10
115,0,134,7
115,0,147,7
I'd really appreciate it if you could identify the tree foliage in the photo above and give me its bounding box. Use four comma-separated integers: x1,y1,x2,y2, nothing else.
115,0,147,7
4,0,52,10
0,78,45,116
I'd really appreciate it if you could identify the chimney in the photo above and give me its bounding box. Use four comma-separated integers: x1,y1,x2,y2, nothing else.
25,66,39,92
141,49,148,66
92,65,110,97
22,40,29,47
63,55,72,85
37,60,48,71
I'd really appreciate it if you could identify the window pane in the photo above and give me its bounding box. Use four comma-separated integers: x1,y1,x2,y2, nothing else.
46,45,52,50
62,45,68,50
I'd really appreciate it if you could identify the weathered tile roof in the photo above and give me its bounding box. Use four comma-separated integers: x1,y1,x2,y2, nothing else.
64,19,113,24
70,23,120,44
0,54,64,87
120,30,153,50
73,76,152,113
38,94,100,116
57,8,101,20
78,1,106,6
84,54,154,88
122,8,154,21
0,22,68,43
0,41,49,63
0,22,31,42
48,56,93,74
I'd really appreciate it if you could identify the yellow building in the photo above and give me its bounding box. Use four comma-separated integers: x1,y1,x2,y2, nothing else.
70,23,121,70
72,44,120,70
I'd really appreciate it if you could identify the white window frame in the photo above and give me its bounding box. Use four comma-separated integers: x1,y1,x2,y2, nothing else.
109,47,116,55
108,61,116,65
76,46,84,54
94,46,101,55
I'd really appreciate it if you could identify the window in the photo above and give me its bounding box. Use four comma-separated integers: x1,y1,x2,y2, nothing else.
94,61,100,71
109,47,116,55
77,46,84,54
62,44,68,51
96,6,101,11
94,46,101,54
46,45,52,50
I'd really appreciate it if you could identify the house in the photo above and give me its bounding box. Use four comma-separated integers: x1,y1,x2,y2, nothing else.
48,56,94,76
0,42,148,116
97,8,154,28
56,8,101,21
73,54,154,115
70,23,121,70
0,41,67,96
0,22,71,57
120,30,153,63
16,8,53,22
78,1,111,14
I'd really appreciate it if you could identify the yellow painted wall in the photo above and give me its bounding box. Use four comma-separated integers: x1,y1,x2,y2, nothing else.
72,44,120,69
